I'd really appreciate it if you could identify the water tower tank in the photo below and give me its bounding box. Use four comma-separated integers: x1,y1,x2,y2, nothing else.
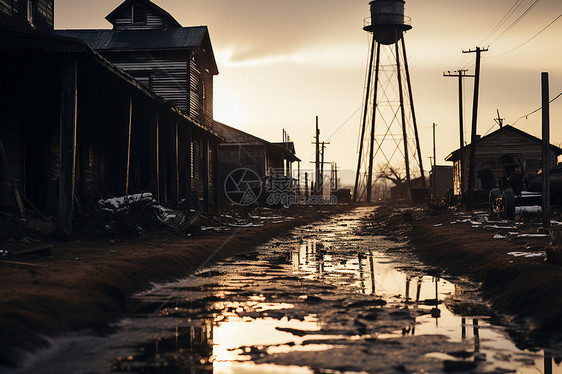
364,0,412,45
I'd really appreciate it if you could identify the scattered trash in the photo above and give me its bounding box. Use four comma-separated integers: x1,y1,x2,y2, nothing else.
494,234,506,239
507,252,545,258
515,206,541,215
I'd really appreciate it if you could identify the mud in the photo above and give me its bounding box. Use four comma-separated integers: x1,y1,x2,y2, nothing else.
0,204,353,367
5,206,561,374
369,204,562,345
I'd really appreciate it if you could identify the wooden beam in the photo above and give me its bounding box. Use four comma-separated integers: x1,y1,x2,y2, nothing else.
150,111,160,201
59,57,77,231
125,95,132,195
0,136,25,216
170,121,179,206
187,128,192,206
203,138,210,211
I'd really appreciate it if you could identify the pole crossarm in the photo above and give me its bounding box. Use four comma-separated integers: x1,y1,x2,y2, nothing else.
462,47,489,54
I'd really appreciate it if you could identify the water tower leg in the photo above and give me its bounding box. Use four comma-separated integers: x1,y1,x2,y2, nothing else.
366,42,381,203
354,36,376,202
395,42,411,202
402,37,425,187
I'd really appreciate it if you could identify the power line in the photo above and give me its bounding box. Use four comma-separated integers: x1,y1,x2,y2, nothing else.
513,92,562,126
490,12,562,58
491,0,541,44
305,106,362,163
480,0,525,44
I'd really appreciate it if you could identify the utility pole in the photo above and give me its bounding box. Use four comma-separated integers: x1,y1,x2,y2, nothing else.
330,161,339,192
443,69,473,199
311,121,329,196
432,123,436,198
463,47,488,211
432,123,436,170
494,109,504,129
334,161,338,191
315,116,320,195
542,72,551,228
320,142,326,195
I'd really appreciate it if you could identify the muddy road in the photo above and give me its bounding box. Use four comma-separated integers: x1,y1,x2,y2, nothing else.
7,206,562,373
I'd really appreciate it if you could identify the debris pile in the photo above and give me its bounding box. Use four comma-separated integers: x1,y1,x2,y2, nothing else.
86,193,293,239
94,193,198,237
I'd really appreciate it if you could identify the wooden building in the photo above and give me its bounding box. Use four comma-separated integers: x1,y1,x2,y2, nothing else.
429,165,453,200
56,0,218,130
213,121,300,207
445,125,562,195
0,0,221,230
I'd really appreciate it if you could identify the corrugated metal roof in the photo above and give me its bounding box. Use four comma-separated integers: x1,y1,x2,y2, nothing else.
55,26,207,51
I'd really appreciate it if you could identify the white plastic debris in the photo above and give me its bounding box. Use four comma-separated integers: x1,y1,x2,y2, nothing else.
98,193,154,211
507,251,545,258
515,206,542,214
494,234,506,239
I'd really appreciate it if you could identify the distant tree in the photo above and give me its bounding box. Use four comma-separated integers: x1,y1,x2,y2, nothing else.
375,164,405,186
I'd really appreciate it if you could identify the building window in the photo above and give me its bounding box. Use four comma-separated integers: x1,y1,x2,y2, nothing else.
27,0,36,26
132,5,147,24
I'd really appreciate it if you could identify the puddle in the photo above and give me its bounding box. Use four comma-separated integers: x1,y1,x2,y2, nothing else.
6,206,562,374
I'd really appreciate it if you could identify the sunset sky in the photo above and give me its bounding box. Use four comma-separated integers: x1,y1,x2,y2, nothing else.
55,0,562,182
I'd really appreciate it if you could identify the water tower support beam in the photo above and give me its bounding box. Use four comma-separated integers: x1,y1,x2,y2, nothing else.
396,41,411,202
353,36,376,202
401,37,425,186
366,42,381,203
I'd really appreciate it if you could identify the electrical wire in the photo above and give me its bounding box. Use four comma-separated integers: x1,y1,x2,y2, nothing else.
489,12,562,58
491,0,541,44
512,92,562,126
480,0,525,45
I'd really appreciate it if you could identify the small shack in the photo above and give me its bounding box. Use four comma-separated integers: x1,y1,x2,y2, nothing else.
445,125,562,195
429,165,453,200
213,121,300,207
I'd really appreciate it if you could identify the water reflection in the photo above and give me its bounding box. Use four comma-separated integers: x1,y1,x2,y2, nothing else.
7,207,560,374
289,219,561,374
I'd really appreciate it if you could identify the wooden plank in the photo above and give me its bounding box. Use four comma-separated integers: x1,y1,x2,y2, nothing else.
170,121,178,206
150,111,160,201
0,260,45,268
125,95,133,195
0,135,24,216
12,245,53,257
58,57,77,230
203,137,209,211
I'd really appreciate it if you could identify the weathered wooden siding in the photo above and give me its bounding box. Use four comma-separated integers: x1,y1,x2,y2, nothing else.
452,131,559,193
191,138,205,205
208,143,215,207
112,7,169,31
103,52,189,112
0,0,53,32
189,50,213,129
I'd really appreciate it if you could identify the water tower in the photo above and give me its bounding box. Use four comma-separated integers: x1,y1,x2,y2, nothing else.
353,0,425,202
